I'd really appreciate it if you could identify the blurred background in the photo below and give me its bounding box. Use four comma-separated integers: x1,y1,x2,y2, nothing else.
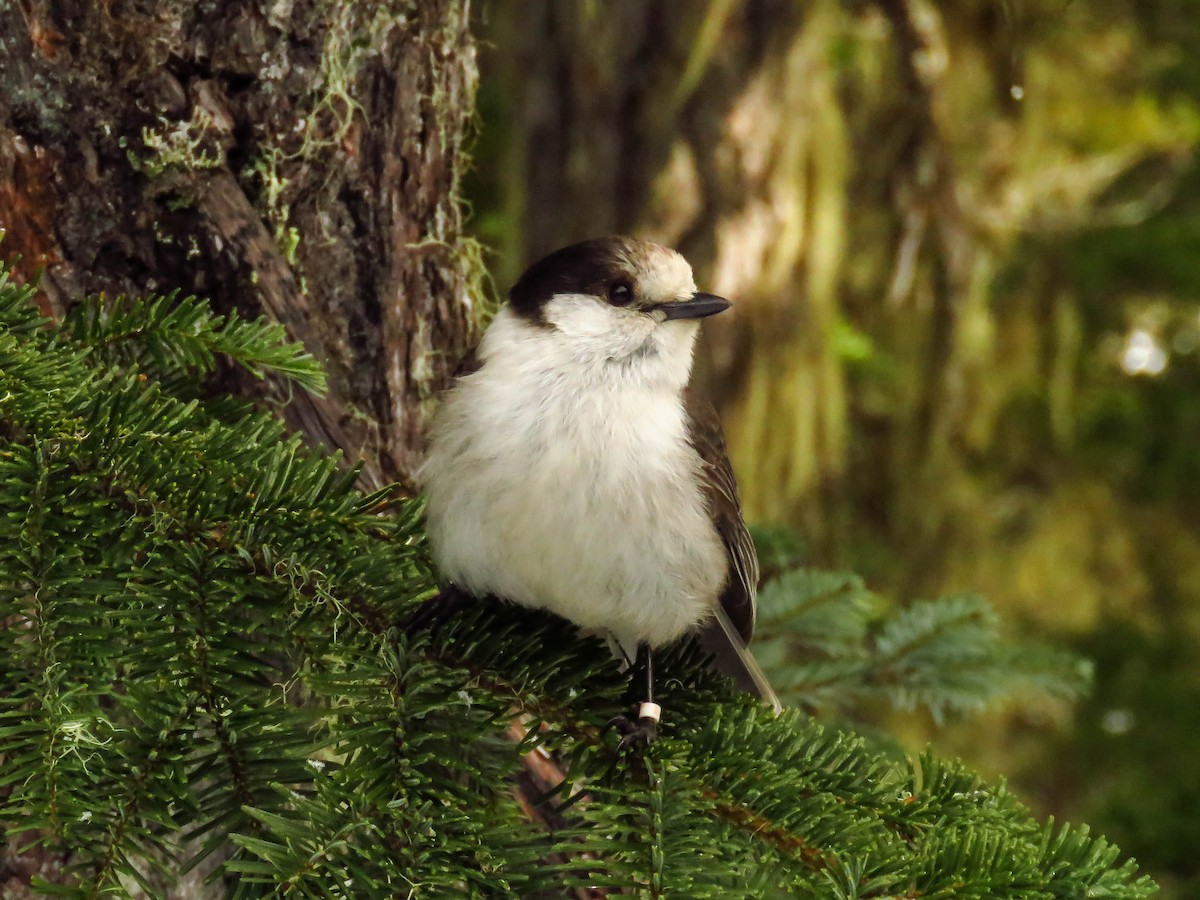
463,1,1200,895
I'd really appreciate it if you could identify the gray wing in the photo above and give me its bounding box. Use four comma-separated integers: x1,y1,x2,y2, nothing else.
683,387,758,642
684,388,779,710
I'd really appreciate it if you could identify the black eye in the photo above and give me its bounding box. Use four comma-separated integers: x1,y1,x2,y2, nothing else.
608,281,634,306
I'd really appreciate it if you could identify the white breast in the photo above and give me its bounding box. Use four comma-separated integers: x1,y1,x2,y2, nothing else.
420,307,727,649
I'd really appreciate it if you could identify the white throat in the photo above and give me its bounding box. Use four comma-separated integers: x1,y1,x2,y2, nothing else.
535,294,701,390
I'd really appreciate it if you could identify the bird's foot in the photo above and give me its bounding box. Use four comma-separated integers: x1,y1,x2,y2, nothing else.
603,702,661,752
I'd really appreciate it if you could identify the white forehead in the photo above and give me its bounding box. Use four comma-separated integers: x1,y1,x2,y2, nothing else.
620,241,697,301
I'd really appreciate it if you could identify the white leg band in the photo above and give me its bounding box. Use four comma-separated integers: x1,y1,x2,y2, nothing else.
638,702,661,723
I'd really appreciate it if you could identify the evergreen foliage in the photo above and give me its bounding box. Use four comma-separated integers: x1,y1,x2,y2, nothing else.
752,567,1092,723
61,293,327,398
0,267,1156,897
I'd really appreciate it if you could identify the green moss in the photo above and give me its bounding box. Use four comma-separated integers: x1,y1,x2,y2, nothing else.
124,111,224,179
246,2,420,267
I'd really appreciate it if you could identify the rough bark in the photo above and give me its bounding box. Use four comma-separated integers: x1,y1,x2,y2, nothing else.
0,0,478,492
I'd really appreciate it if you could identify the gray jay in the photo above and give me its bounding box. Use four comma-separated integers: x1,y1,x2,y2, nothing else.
420,236,779,746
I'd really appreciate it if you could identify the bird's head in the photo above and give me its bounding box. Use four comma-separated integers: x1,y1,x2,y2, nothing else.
503,236,730,386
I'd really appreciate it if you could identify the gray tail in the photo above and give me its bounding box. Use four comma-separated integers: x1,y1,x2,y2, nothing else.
697,607,782,714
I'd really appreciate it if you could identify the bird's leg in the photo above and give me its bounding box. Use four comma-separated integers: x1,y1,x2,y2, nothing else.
603,644,660,750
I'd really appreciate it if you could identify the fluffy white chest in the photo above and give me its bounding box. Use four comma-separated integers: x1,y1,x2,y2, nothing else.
421,318,727,648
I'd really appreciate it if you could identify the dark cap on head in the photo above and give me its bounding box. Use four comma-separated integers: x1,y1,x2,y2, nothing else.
508,237,649,325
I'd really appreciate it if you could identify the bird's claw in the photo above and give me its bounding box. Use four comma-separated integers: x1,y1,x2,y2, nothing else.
603,714,658,751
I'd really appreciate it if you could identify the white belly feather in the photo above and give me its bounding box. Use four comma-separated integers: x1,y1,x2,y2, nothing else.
420,314,727,649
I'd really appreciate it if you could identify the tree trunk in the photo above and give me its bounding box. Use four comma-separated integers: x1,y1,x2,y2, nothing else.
0,0,478,493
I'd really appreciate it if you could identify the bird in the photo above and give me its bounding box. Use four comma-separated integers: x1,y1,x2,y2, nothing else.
419,236,779,747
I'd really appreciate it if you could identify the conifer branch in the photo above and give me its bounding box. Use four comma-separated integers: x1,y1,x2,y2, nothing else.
0,273,1157,897
63,293,327,396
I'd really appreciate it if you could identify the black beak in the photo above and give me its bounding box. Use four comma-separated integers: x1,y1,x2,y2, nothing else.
651,292,732,321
